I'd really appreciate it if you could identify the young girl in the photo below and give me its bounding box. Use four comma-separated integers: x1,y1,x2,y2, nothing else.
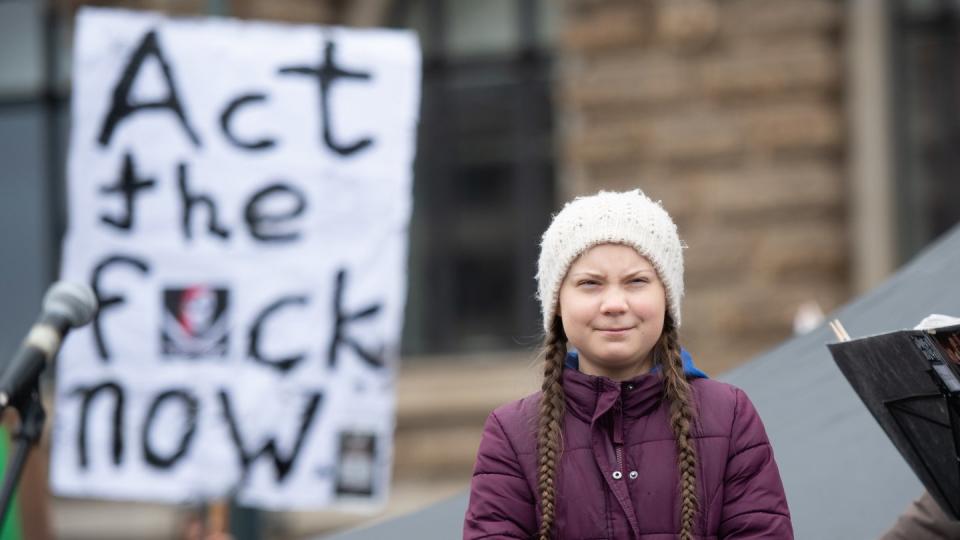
463,190,792,539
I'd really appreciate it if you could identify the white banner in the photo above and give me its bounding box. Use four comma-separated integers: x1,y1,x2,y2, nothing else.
53,7,420,510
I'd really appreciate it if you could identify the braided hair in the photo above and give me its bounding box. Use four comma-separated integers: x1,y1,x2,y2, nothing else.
536,317,566,540
655,313,699,539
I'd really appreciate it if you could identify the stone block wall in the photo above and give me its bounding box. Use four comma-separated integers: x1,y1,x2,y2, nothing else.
559,0,849,372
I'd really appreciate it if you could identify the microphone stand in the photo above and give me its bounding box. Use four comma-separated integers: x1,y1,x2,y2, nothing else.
0,373,46,527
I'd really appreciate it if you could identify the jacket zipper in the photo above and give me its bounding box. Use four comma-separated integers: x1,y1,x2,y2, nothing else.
613,396,624,475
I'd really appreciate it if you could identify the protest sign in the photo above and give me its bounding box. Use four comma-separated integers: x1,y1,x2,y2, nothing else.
52,7,420,510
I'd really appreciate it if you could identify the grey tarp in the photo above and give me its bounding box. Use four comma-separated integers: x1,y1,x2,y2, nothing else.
326,224,960,539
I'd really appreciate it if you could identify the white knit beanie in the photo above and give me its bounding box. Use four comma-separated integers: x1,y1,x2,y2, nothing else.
536,189,685,333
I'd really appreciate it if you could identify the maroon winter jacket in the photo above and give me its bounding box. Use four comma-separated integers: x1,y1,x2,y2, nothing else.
464,365,792,539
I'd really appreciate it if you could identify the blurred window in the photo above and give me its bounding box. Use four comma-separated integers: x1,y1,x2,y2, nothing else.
393,0,557,354
892,0,960,260
447,0,520,56
0,0,67,363
0,0,45,98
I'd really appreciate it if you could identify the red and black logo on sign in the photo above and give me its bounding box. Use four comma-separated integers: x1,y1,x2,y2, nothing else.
162,285,229,357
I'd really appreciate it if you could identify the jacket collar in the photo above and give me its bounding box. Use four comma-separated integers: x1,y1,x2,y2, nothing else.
563,348,709,379
561,349,707,423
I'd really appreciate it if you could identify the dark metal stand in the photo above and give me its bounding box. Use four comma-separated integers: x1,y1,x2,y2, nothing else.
0,375,46,528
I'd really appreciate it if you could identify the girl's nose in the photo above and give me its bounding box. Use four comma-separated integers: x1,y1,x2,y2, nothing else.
600,289,628,315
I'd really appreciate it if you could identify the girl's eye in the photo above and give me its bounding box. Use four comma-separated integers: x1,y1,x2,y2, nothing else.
629,278,649,285
578,280,600,287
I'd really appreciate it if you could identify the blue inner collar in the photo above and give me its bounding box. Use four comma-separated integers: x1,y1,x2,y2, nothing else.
563,348,708,379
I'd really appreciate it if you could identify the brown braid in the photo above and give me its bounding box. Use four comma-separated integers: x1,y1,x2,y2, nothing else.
536,317,567,540
656,314,699,540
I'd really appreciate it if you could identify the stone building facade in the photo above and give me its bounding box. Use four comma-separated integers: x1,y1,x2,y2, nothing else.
560,0,849,372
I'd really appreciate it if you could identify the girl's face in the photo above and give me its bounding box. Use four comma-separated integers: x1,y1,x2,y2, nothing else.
558,243,666,381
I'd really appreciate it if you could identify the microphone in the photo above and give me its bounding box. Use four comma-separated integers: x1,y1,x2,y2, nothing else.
0,282,98,408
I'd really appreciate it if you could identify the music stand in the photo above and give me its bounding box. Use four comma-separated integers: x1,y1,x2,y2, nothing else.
829,323,960,520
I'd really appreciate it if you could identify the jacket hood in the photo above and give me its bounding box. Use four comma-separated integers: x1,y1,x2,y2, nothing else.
564,348,709,380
